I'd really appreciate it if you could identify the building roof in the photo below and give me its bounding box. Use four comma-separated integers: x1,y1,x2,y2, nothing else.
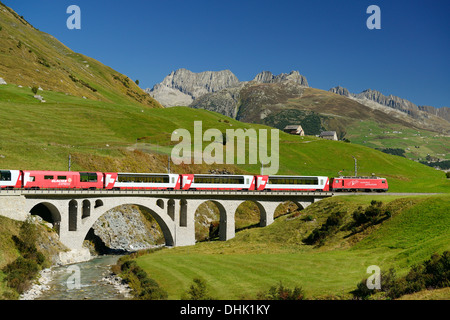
284,125,302,130
320,131,337,136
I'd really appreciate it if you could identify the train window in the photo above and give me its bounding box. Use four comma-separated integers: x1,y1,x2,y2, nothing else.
194,176,244,184
58,176,67,180
268,177,319,185
81,172,98,182
382,180,385,183
118,174,169,184
0,170,11,181
44,175,53,180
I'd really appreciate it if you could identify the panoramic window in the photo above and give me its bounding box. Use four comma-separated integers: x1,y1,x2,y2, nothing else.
118,174,169,184
81,172,98,183
0,170,11,181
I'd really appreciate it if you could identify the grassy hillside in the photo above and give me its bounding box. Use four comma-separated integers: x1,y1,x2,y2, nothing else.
133,194,450,299
346,119,450,161
0,84,449,193
0,2,161,108
250,87,450,160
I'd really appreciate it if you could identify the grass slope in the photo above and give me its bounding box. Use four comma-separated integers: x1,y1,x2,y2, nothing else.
0,84,449,192
0,2,161,108
238,85,450,160
135,194,450,299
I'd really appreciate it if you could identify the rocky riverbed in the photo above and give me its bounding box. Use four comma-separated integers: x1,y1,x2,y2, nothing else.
20,255,132,300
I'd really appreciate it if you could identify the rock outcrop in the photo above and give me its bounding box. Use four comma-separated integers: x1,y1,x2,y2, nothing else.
88,205,163,253
252,70,308,87
146,68,240,107
328,86,350,97
419,105,450,122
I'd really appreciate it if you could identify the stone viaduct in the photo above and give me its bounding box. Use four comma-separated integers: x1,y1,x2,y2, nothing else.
0,189,332,258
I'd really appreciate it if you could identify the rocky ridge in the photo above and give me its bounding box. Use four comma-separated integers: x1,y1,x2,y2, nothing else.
146,69,309,108
329,86,450,124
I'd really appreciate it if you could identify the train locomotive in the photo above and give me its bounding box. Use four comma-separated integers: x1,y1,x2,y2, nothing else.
0,169,388,192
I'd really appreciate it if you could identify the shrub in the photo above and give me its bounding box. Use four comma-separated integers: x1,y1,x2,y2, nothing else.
258,282,305,300
303,211,345,245
1,219,48,294
31,86,39,95
118,257,168,300
348,200,391,234
183,278,214,300
351,251,450,299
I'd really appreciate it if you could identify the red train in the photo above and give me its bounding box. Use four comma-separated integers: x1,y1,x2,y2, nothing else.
0,169,388,192
330,176,388,192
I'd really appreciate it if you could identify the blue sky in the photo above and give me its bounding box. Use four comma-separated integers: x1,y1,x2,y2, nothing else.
3,0,449,108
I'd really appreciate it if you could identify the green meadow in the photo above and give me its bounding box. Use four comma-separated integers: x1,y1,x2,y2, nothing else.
134,194,450,299
1,84,448,193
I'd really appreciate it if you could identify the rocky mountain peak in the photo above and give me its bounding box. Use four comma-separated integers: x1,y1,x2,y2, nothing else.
146,68,240,107
329,86,350,97
147,68,309,107
253,70,309,87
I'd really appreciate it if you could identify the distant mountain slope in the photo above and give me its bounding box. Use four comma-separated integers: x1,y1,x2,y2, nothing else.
149,68,449,136
147,68,449,160
329,86,450,131
0,2,161,108
190,76,447,136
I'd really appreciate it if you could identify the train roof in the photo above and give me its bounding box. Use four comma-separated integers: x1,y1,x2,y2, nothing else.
335,176,386,179
267,175,328,178
192,174,250,177
117,172,176,176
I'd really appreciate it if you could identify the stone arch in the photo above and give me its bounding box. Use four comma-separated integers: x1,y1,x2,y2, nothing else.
234,200,264,231
82,200,91,219
167,199,175,221
29,202,62,234
68,200,78,231
156,199,164,209
94,199,103,208
77,199,175,249
273,200,304,218
192,200,237,242
179,199,187,227
238,200,279,228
